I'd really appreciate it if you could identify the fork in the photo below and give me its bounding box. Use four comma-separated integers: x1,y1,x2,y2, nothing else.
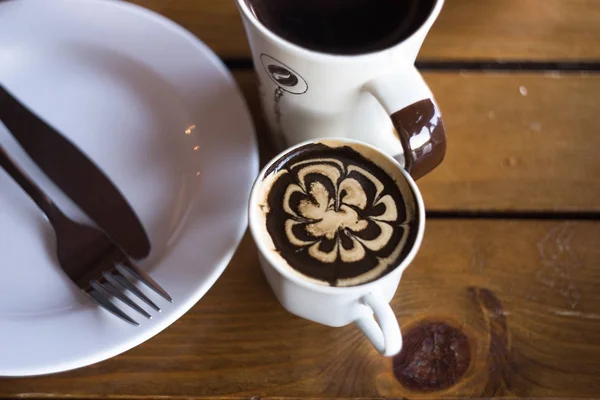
0,144,172,325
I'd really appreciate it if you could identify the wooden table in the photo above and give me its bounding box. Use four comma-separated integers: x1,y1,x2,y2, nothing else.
3,0,600,398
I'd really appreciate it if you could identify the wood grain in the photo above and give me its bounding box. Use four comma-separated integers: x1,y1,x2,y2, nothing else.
2,220,599,398
127,0,600,61
233,70,600,212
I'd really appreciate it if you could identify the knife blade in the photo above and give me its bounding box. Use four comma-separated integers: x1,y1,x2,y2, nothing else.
0,83,151,259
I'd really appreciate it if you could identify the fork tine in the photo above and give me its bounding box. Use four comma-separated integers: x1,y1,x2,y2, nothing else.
120,260,173,302
87,288,139,326
113,268,161,312
98,276,152,319
91,281,149,321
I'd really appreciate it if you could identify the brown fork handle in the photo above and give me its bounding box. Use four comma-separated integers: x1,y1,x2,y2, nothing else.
0,144,66,225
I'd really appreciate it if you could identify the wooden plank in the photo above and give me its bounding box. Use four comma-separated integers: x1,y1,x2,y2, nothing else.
2,220,599,398
128,0,600,61
233,70,600,212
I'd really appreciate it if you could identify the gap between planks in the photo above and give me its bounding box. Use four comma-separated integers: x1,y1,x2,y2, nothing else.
224,59,600,72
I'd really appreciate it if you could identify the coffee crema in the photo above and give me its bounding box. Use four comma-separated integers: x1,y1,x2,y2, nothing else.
255,142,419,287
244,0,436,55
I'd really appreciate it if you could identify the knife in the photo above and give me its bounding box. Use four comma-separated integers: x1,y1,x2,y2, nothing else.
0,83,151,260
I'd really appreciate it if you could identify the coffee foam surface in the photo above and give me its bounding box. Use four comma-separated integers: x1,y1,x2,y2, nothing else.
253,140,419,287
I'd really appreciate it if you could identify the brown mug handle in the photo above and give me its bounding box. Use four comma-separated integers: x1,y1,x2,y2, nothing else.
364,69,447,180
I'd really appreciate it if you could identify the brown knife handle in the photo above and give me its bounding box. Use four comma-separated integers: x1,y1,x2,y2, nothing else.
0,82,151,259
365,69,447,180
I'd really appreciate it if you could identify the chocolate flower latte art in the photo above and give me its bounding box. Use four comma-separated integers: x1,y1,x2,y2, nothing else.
285,160,398,263
262,143,418,287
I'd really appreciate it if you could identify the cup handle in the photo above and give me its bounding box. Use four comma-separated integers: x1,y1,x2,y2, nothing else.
364,67,447,180
355,292,402,356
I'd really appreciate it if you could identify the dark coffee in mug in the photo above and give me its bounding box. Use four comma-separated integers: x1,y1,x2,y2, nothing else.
244,0,436,55
254,140,420,287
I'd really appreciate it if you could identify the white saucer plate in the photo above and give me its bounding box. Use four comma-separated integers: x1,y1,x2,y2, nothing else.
0,0,258,376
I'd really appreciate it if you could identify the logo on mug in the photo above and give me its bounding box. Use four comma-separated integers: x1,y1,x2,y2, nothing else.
261,54,308,95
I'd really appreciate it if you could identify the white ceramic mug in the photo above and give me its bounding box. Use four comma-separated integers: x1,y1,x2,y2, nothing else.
248,138,426,356
236,0,446,179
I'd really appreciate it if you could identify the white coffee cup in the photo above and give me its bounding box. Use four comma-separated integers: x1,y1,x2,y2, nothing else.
248,138,426,356
236,0,446,180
